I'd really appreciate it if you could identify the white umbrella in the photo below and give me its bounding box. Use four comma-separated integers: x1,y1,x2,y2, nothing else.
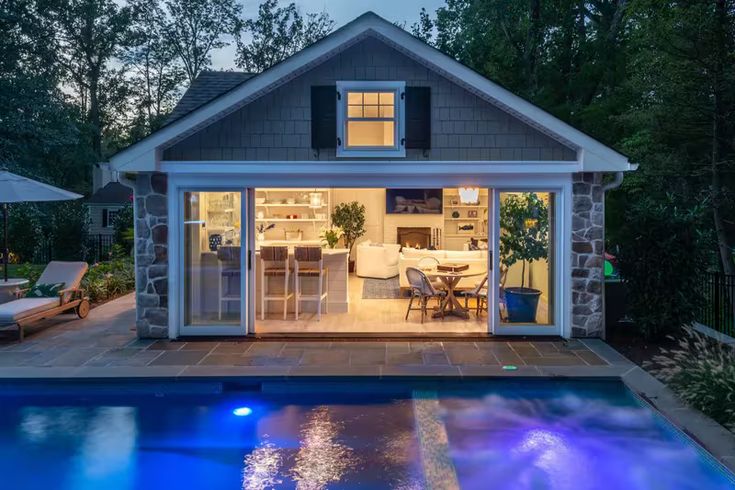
0,171,83,281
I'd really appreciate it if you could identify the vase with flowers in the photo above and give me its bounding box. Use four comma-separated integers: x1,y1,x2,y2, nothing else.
256,223,275,242
319,225,343,249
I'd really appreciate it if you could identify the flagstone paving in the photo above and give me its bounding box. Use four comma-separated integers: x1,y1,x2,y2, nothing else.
0,293,610,375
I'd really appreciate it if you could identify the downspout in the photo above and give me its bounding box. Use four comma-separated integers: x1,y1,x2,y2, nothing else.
602,171,624,192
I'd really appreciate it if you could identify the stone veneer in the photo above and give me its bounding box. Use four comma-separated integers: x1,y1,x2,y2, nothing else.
134,172,168,338
571,172,605,337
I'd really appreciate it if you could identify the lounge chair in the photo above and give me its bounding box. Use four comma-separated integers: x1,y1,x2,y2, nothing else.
0,261,90,341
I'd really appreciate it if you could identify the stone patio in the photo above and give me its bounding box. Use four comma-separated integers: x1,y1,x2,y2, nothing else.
0,293,609,376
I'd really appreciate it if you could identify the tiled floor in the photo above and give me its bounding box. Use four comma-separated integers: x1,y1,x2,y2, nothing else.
0,293,606,374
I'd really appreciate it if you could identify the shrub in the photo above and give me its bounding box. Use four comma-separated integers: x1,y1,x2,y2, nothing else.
82,257,135,303
112,204,134,253
649,327,735,431
14,263,44,287
615,194,710,339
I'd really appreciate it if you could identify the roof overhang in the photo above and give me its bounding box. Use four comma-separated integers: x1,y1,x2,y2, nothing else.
110,12,634,174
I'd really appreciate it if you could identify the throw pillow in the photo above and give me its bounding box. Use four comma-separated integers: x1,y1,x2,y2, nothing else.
25,282,65,298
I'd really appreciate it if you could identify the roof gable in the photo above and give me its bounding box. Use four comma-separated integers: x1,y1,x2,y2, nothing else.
110,11,632,172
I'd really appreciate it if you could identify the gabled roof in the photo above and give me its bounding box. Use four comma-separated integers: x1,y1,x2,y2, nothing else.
88,182,132,205
110,11,634,173
166,71,255,124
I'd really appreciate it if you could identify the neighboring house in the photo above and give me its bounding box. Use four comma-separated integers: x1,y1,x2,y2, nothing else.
87,181,133,236
109,12,636,341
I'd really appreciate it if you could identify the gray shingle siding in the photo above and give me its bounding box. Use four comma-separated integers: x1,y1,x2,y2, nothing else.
163,36,576,162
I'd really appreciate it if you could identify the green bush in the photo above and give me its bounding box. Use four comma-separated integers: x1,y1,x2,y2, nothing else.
649,328,735,431
616,194,709,339
82,257,135,303
112,204,134,253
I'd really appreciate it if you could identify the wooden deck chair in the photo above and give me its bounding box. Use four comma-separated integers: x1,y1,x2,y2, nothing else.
0,261,90,341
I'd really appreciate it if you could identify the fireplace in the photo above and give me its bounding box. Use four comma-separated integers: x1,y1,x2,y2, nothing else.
397,227,432,249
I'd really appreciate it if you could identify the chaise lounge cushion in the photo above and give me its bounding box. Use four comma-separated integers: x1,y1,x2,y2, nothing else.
36,261,88,302
0,297,59,324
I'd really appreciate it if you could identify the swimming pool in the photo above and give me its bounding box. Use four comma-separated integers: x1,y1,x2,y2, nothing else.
1,379,733,489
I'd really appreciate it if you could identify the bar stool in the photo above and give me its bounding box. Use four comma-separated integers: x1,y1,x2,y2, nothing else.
217,246,241,320
294,246,328,321
259,246,292,320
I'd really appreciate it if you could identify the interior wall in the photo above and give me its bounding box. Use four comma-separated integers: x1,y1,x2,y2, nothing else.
383,213,444,245
331,188,385,248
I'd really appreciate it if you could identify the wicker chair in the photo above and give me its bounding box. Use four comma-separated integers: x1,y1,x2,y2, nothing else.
456,275,488,317
405,267,446,323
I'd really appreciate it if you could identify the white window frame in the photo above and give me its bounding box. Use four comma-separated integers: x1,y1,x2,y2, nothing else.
336,81,406,158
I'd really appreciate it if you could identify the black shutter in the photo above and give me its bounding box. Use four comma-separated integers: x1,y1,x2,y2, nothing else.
102,208,108,228
311,85,337,149
405,87,431,149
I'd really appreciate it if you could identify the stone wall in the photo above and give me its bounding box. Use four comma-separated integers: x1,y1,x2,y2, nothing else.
134,172,168,338
571,172,605,337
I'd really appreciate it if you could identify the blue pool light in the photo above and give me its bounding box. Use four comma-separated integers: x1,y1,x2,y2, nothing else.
232,406,253,417
502,365,518,371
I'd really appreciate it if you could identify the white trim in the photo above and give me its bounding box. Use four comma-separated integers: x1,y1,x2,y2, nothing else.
110,13,632,173
336,81,405,158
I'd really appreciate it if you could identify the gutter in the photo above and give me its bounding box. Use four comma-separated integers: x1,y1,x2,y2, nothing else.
602,171,625,192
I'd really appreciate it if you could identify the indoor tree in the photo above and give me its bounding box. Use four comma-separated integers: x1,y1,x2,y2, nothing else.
499,192,549,289
330,201,366,264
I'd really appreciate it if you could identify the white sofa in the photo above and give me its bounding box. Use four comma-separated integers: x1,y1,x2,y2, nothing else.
398,248,488,290
356,241,402,279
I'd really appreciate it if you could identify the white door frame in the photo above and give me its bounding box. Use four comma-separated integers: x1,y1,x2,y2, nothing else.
166,172,572,339
168,177,251,337
488,179,571,337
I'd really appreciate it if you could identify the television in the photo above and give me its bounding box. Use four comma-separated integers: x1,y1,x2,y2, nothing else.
386,189,443,214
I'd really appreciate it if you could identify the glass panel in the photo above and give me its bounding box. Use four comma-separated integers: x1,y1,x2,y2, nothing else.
363,92,379,105
347,105,363,118
380,106,394,118
379,92,394,105
183,191,243,326
346,121,395,147
347,92,362,105
363,105,379,118
498,192,555,325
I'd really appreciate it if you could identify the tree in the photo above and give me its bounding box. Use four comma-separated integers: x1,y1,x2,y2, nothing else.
122,0,186,138
46,0,134,160
236,0,333,73
330,202,366,259
160,0,243,82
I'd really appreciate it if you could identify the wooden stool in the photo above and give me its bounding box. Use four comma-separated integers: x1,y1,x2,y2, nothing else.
259,246,292,320
294,246,328,321
217,246,241,320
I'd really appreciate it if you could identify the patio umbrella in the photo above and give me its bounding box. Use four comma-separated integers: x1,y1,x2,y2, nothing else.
0,171,83,281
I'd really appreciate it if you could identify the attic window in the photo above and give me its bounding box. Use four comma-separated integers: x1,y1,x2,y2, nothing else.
337,81,405,157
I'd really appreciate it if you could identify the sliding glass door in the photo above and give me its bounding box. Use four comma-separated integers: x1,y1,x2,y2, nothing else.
179,189,250,336
491,190,561,335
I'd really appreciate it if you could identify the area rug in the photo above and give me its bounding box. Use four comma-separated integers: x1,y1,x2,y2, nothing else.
361,276,404,299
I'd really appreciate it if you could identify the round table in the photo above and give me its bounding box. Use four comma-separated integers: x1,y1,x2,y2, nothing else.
0,278,28,304
424,267,486,319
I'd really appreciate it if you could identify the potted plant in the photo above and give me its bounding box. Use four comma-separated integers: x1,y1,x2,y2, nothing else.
331,201,366,271
320,225,343,249
499,193,549,322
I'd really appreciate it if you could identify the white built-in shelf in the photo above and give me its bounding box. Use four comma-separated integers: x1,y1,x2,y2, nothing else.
444,205,483,208
256,203,326,208
255,218,327,223
445,218,482,221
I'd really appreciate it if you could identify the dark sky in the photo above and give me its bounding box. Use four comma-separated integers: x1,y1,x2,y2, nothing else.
213,0,444,69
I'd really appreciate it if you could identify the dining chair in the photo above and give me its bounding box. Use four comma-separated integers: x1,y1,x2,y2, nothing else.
405,266,446,323
457,274,488,317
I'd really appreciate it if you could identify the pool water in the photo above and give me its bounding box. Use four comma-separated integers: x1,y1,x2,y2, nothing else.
0,379,733,489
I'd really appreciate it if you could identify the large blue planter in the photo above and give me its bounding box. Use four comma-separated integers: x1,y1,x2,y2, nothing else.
505,287,541,323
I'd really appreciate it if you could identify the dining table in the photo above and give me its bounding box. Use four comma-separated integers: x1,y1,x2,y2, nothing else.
424,266,486,319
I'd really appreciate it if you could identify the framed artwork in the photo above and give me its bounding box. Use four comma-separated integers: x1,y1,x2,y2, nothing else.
467,210,478,218
457,222,475,234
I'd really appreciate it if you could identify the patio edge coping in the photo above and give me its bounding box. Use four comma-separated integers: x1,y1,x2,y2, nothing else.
1,339,733,475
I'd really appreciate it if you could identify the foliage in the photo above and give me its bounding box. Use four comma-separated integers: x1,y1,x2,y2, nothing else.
13,263,44,287
319,225,343,249
649,327,735,432
236,0,334,73
160,0,242,82
616,194,710,339
330,202,366,255
112,205,134,253
82,256,136,302
6,203,44,263
498,193,549,289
